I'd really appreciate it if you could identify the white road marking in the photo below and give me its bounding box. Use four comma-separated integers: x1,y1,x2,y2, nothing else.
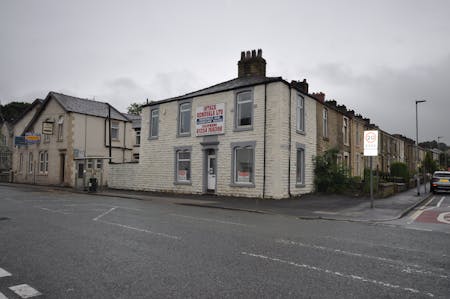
323,235,448,258
241,252,434,298
170,213,252,227
420,196,435,210
9,284,42,298
405,227,433,232
437,212,450,224
0,291,8,299
407,196,437,224
436,196,445,208
96,219,181,240
276,239,421,268
0,267,12,278
38,207,70,215
92,207,117,221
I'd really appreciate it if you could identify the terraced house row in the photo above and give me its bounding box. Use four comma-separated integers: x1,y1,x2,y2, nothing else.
108,50,431,199
0,50,435,198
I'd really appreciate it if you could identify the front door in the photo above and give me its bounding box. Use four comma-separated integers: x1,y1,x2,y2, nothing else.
207,154,216,191
76,161,85,190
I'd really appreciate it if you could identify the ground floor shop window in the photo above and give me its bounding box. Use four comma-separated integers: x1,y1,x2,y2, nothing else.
296,143,305,187
175,146,191,184
231,141,256,187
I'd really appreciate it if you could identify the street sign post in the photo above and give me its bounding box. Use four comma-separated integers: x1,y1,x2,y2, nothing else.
364,130,379,208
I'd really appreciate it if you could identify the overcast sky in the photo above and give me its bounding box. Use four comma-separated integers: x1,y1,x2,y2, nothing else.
1,0,449,143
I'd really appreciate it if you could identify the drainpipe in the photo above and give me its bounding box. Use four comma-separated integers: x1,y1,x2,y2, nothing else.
263,83,267,199
287,86,292,197
108,104,112,164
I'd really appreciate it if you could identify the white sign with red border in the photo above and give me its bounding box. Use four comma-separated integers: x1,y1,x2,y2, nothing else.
196,103,225,136
364,130,379,156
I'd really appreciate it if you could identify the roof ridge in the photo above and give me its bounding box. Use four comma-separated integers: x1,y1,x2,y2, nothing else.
50,91,109,105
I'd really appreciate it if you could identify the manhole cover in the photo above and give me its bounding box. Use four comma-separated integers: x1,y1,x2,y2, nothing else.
0,217,10,221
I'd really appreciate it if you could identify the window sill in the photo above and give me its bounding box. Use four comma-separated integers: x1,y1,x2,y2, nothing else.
233,126,253,132
230,182,255,188
177,133,191,138
295,183,306,188
133,144,140,147
57,139,64,142
296,130,306,135
148,136,159,140
174,181,192,186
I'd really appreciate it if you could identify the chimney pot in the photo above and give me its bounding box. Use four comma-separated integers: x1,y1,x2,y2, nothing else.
238,49,267,78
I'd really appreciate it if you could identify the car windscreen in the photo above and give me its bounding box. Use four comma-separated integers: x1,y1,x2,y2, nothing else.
434,172,450,177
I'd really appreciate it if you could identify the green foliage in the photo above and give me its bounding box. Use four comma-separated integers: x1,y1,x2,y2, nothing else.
390,162,410,182
363,169,379,194
0,102,31,122
423,152,438,173
314,148,351,193
127,102,143,115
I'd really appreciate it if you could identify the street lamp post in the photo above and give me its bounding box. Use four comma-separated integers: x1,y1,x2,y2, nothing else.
416,100,426,196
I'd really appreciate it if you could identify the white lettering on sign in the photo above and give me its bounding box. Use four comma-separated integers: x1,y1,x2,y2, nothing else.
196,103,225,136
364,130,379,156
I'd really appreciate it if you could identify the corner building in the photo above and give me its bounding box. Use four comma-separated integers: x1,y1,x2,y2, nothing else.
110,50,317,199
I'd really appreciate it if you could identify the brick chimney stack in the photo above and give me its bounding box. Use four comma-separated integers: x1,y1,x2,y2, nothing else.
238,49,266,78
312,92,325,103
291,79,309,94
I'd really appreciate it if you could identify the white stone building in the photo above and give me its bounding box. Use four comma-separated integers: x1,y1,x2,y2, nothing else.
110,50,318,199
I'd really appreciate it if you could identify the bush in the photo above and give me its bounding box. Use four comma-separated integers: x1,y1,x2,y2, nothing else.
390,162,409,182
314,148,351,193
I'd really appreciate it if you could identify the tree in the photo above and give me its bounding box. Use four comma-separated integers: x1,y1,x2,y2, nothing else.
423,152,438,174
127,102,143,115
0,102,31,122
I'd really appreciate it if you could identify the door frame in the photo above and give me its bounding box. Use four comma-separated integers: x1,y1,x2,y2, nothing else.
207,153,217,192
201,141,219,194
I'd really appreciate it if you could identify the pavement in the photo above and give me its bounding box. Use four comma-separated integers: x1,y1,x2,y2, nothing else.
1,182,432,222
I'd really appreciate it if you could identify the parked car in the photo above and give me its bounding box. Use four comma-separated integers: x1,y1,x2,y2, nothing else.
430,171,450,194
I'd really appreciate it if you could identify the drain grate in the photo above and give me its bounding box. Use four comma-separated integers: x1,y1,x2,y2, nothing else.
0,217,10,221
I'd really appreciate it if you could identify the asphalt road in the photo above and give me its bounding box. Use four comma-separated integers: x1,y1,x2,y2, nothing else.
1,185,449,298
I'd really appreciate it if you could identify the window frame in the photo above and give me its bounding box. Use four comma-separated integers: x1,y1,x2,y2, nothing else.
296,143,306,187
57,115,64,141
234,89,254,131
177,100,192,137
174,146,192,185
28,152,33,174
135,128,141,146
19,153,23,173
39,151,48,174
111,121,119,140
296,94,305,133
149,107,159,139
230,141,256,187
323,108,328,138
343,116,349,145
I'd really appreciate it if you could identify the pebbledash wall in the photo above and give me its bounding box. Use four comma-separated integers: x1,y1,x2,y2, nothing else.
109,50,317,199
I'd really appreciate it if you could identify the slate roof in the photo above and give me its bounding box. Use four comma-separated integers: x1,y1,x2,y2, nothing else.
124,113,141,129
143,76,284,107
22,92,129,135
50,92,128,121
